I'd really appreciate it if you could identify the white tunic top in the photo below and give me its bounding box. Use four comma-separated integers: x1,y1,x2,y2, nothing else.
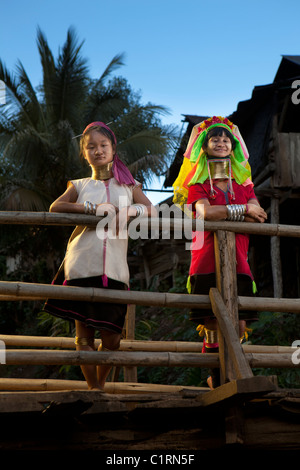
63,177,140,286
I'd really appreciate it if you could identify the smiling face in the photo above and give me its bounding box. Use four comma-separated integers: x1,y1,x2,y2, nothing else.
82,129,115,167
206,131,233,158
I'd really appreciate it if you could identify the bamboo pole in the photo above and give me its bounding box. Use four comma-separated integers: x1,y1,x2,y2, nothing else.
0,378,207,393
270,197,283,297
247,353,298,368
244,345,295,354
2,349,298,368
0,280,211,309
210,288,253,380
0,334,295,354
0,211,99,227
3,334,204,351
0,378,88,391
0,280,299,313
238,296,300,313
124,304,137,382
214,230,246,384
4,349,219,367
0,211,300,238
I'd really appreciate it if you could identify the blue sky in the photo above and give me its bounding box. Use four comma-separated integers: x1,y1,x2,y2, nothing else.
1,0,299,203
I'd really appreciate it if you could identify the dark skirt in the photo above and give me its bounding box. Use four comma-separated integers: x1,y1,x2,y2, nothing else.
189,273,257,323
43,274,127,334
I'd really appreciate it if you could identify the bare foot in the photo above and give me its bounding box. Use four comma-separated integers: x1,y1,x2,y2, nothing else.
207,376,214,390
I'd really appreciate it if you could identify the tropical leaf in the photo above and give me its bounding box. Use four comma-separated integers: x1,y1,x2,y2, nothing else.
95,52,126,87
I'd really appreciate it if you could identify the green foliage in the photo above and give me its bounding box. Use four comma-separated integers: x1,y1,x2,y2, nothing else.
37,311,74,338
251,311,300,346
0,26,178,211
250,311,300,388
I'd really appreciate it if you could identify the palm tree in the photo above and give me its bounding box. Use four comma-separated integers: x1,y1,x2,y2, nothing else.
0,26,177,211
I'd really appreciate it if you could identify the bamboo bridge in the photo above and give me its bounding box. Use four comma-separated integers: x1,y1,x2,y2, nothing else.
0,212,299,452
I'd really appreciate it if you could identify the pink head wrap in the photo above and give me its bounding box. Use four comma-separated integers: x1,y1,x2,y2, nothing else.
82,121,136,186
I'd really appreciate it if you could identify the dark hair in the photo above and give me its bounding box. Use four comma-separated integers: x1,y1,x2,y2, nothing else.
202,126,236,152
80,125,116,158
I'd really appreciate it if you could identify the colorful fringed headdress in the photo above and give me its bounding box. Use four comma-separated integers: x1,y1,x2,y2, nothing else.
172,116,252,212
82,121,136,186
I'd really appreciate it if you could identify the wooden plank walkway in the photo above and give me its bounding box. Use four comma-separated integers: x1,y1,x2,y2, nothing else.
0,385,299,451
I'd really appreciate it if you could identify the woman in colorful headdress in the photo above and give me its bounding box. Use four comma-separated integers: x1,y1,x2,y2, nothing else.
173,116,267,389
43,122,156,390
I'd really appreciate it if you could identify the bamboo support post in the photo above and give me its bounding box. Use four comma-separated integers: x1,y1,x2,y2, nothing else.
209,288,254,380
214,230,253,383
213,230,252,446
270,197,283,297
124,304,137,382
214,230,236,384
270,117,283,298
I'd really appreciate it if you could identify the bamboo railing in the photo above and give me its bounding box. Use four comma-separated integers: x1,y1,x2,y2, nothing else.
0,210,300,237
0,334,295,353
0,211,299,396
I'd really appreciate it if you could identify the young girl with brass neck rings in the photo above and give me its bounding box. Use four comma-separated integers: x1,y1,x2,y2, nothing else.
44,122,156,390
173,116,267,389
197,126,266,222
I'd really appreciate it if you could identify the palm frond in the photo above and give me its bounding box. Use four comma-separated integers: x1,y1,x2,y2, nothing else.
37,26,56,73
37,26,89,127
2,127,50,174
0,60,34,126
0,185,51,211
0,26,177,209
36,26,56,112
132,103,171,117
118,129,169,161
94,52,126,87
55,27,89,123
127,153,167,184
15,60,46,129
84,90,129,125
